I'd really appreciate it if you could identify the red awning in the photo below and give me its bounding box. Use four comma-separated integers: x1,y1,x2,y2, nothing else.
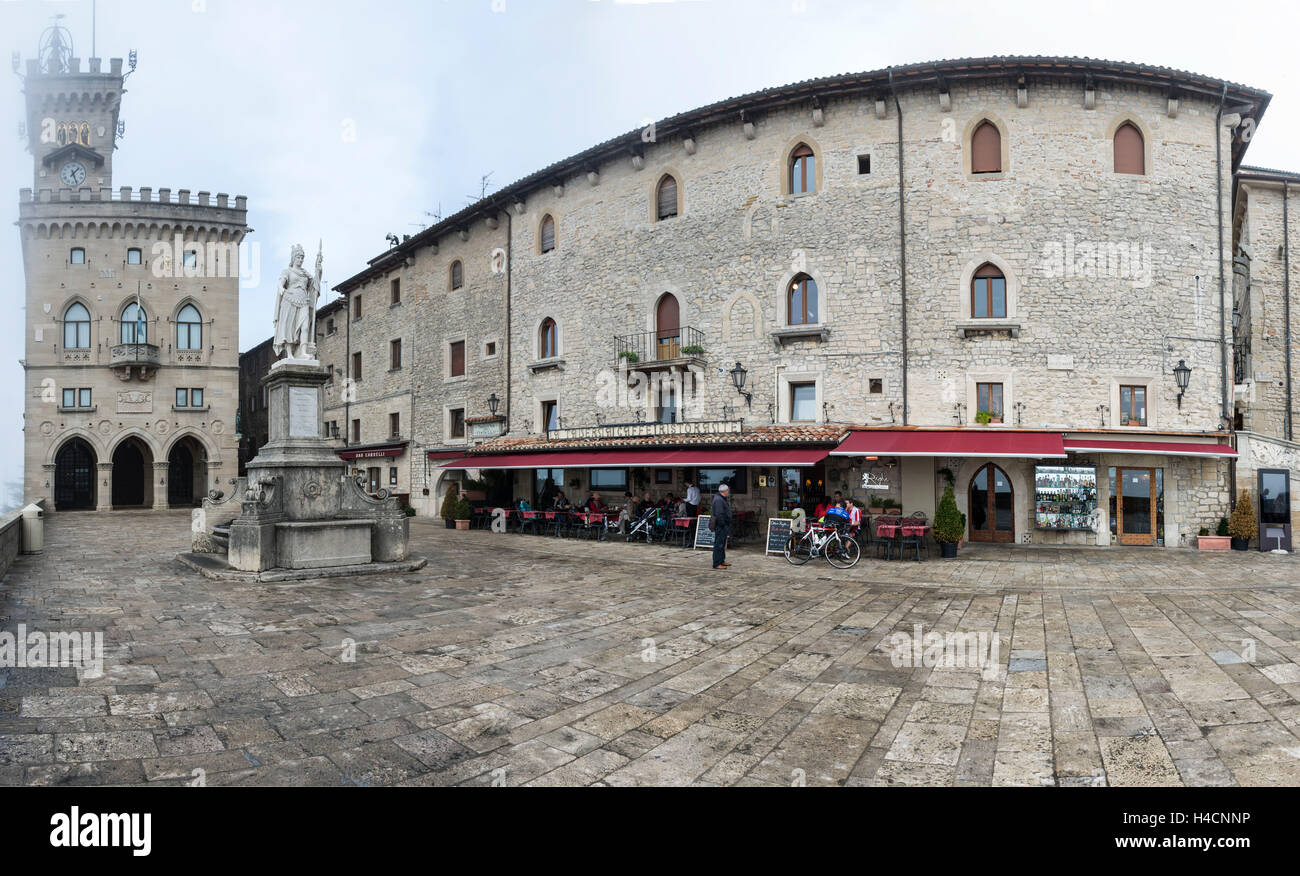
439,446,831,470
338,442,406,461
831,430,1067,458
1062,438,1236,458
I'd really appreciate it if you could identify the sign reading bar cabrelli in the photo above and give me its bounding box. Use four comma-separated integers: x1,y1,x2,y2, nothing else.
547,420,743,442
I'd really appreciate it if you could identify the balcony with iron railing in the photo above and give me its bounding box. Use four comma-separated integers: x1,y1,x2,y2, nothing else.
109,342,160,379
614,326,706,371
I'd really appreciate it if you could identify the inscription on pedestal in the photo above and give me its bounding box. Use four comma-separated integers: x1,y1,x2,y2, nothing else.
288,386,319,438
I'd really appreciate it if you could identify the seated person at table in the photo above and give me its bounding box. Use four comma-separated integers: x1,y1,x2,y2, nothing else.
637,492,655,515
518,498,532,512
617,492,636,532
584,492,604,512
552,492,571,511
847,500,863,534
823,501,852,530
674,496,689,518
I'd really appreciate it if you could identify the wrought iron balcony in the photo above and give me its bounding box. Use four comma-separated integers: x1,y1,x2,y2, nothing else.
614,326,706,370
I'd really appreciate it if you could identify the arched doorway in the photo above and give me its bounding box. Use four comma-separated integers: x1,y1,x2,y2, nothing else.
167,436,208,507
969,463,1014,542
655,293,680,360
54,438,97,510
111,437,153,508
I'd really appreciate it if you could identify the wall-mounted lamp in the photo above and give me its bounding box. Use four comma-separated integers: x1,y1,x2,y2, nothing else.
729,361,752,410
487,392,499,417
1173,359,1192,410
1232,308,1241,332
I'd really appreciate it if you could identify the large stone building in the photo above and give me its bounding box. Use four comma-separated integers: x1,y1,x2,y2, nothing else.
265,56,1298,549
18,26,250,511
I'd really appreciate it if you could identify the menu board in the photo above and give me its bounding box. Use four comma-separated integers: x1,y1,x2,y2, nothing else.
1034,465,1098,531
694,515,715,550
765,518,792,555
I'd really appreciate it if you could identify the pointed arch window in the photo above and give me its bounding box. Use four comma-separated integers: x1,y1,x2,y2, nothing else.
63,302,91,349
177,304,203,350
787,274,819,325
120,301,148,344
971,121,1002,174
971,263,1006,319
789,143,816,194
540,317,558,359
1114,122,1145,175
656,175,679,220
539,215,556,253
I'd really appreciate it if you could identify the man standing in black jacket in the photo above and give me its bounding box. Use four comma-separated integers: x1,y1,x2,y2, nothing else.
711,484,732,569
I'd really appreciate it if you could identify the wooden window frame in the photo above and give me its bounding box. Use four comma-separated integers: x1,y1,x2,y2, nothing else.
789,143,816,195
390,338,402,370
539,318,558,359
449,340,466,378
787,274,819,326
352,295,362,320
656,175,679,221
971,120,1002,174
390,277,401,305
539,214,556,254
351,351,362,382
971,263,1007,319
976,382,1004,422
389,412,401,439
449,260,464,291
1120,385,1147,426
1113,122,1145,175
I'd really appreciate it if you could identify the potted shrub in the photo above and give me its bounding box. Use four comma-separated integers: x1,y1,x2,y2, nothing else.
618,350,640,364
681,344,705,357
933,484,965,559
975,410,993,426
453,497,472,531
1227,489,1257,551
1197,524,1229,551
1216,517,1229,538
439,488,459,529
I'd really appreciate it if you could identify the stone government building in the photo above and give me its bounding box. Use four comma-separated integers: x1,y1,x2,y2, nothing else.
246,55,1298,550
19,27,250,511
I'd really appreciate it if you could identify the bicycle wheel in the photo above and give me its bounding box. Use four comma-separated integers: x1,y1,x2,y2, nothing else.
825,533,861,569
784,533,813,565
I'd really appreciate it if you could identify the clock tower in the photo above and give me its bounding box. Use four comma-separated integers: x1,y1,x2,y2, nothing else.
22,19,123,192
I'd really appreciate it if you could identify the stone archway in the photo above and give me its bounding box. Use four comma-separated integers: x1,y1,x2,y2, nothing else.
111,436,154,508
54,437,97,510
167,435,208,507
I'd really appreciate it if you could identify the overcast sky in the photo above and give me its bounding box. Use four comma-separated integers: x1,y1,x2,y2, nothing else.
2,0,1298,504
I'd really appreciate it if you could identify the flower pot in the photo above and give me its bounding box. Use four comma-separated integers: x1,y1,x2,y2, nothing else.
869,507,884,515
1230,537,1250,551
444,519,455,529
455,519,470,531
940,542,958,559
1197,535,1230,551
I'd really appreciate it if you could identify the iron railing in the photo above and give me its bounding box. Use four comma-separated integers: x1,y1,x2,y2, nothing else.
614,326,704,367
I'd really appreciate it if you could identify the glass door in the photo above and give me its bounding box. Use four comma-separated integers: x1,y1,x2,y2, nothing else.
969,463,1014,542
1116,467,1155,546
1258,469,1292,552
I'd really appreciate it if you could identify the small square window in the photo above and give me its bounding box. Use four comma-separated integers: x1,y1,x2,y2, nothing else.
485,341,496,357
78,388,91,407
191,388,203,407
176,388,189,407
182,251,198,269
857,155,871,174
869,378,883,394
70,248,85,265
62,388,75,408
126,248,142,265
790,383,817,422
655,468,673,484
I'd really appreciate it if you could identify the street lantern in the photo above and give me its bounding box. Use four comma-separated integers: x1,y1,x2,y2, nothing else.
487,392,499,417
729,361,752,411
1173,359,1192,409
1232,308,1241,331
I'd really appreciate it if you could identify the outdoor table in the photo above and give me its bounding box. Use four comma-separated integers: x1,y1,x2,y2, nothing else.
519,510,541,535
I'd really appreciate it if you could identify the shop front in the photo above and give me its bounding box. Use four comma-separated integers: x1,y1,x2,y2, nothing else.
338,440,409,506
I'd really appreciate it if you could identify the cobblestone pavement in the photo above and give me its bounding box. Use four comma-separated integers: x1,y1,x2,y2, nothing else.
2,511,1300,786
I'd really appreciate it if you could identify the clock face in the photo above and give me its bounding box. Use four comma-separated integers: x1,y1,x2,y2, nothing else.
59,162,87,187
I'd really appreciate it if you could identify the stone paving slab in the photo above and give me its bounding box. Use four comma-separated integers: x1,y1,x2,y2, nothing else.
1,511,1300,786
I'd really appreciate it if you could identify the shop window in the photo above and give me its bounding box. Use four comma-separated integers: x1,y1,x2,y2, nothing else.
590,468,628,492
1034,465,1098,531
697,467,747,495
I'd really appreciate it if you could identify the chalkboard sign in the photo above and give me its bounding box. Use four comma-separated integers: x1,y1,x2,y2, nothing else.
765,518,793,555
694,515,715,550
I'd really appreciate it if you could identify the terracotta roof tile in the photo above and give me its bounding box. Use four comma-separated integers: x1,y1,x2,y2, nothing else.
462,424,845,455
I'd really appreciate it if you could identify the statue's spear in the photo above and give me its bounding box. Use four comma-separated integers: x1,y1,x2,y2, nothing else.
308,239,323,358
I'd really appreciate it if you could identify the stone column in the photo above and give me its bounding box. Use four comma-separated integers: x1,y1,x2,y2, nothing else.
96,462,114,511
153,462,170,510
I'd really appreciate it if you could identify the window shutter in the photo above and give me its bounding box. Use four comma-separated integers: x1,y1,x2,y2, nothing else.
450,261,463,289
657,176,678,219
1114,123,1144,175
451,341,465,376
971,121,1001,173
540,216,555,253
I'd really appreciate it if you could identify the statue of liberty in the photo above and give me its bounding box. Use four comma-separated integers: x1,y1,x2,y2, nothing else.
272,243,322,362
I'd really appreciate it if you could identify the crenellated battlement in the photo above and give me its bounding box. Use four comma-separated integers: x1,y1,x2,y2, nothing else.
24,57,124,78
19,187,247,211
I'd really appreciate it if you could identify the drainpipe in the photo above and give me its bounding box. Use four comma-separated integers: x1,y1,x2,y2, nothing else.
1216,82,1230,430
888,69,908,425
344,295,351,447
1285,180,1293,441
505,208,513,428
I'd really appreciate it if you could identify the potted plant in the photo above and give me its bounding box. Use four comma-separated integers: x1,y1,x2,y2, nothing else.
440,488,459,529
1217,517,1230,537
1197,524,1229,551
1227,489,1257,551
681,344,705,357
975,410,993,425
933,484,965,559
618,350,640,364
453,496,472,531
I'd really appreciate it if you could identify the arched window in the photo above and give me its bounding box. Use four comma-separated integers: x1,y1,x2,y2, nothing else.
656,175,678,220
971,121,1001,174
120,301,147,344
63,302,90,349
787,274,819,325
449,260,463,291
539,318,557,359
789,143,816,194
177,304,202,350
1114,122,1145,175
539,214,556,253
655,293,681,359
971,263,1006,319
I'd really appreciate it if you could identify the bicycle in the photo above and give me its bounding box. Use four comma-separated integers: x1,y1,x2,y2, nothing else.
784,522,861,569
